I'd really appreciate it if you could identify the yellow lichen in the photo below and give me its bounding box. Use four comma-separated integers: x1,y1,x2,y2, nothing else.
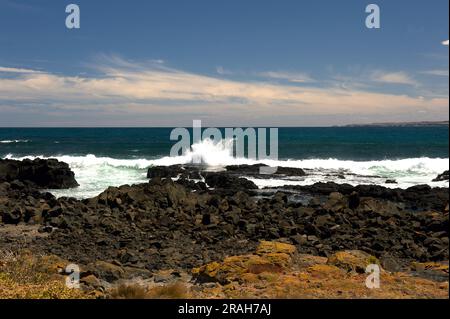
256,241,296,256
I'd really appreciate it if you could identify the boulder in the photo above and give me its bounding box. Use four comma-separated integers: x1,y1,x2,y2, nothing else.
204,173,257,191
433,171,449,182
410,261,449,282
80,274,102,290
147,165,185,179
255,241,297,257
0,158,78,189
225,164,306,176
1,206,23,224
347,191,360,210
193,241,297,284
89,261,125,282
272,166,306,176
327,250,379,274
322,192,347,212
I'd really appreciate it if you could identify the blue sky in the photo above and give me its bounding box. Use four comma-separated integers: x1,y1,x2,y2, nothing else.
0,0,448,126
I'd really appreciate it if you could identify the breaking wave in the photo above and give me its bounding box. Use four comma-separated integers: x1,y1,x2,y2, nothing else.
4,138,449,198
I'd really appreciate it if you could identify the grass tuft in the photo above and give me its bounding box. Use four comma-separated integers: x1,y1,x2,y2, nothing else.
147,282,189,299
0,249,90,299
109,284,148,299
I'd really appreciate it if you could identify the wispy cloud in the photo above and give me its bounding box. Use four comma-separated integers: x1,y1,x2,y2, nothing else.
0,66,43,74
259,71,315,83
421,69,449,77
370,71,418,86
0,56,447,126
216,66,233,76
1,0,41,12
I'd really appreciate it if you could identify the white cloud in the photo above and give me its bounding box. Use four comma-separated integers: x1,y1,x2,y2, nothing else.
442,40,449,46
259,71,315,83
371,71,418,86
0,66,43,74
216,66,233,75
421,69,449,77
0,56,447,126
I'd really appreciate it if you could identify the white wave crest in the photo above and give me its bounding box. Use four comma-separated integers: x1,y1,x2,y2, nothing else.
3,137,449,198
0,140,30,144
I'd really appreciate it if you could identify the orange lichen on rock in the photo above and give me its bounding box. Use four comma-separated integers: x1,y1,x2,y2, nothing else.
327,250,380,274
193,241,296,284
192,242,448,299
255,241,297,256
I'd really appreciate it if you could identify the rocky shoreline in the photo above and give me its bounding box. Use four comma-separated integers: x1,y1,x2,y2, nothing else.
0,159,448,298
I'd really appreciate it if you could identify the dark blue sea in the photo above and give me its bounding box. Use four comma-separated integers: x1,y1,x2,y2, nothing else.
1,126,448,198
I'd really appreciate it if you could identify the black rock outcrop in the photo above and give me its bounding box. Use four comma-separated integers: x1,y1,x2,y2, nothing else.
0,158,78,189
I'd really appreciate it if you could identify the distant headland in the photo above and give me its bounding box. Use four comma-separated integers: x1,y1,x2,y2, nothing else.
342,120,449,127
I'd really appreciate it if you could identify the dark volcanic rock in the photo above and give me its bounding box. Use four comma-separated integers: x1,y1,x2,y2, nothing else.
147,165,185,179
271,166,307,176
147,164,208,180
0,178,437,273
1,206,23,224
225,164,266,174
0,164,448,282
0,180,59,224
0,158,78,189
433,171,449,182
204,173,258,191
226,164,306,177
146,164,307,192
282,182,448,212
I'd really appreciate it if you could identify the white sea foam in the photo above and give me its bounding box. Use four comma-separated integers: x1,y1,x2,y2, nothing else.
0,139,30,144
3,139,449,198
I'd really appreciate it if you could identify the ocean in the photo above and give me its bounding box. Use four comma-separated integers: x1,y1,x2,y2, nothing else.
1,127,449,199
